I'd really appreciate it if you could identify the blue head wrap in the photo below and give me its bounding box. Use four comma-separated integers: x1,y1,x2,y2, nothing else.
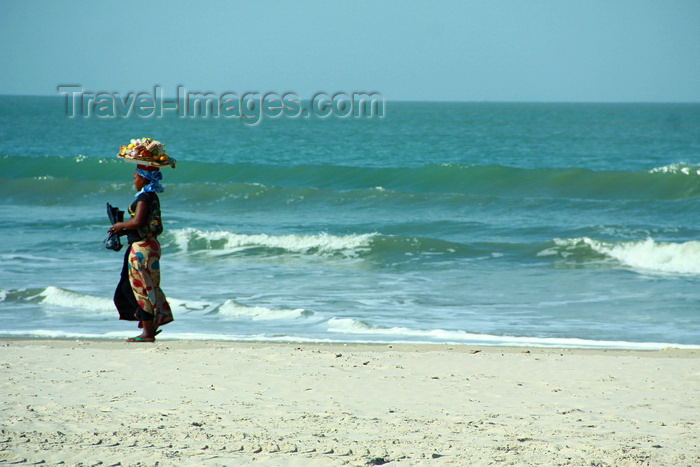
135,167,164,197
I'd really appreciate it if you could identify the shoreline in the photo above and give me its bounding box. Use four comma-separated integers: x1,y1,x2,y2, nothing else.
2,339,698,465
2,336,699,354
3,334,698,352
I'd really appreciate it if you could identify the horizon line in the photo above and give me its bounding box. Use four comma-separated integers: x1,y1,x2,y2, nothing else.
1,92,699,105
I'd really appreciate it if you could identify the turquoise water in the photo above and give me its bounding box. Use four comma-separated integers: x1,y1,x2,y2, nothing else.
1,97,699,348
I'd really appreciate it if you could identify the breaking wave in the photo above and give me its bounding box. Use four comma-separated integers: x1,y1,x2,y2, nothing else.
541,237,700,275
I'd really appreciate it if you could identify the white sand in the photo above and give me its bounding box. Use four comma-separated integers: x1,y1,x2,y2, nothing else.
1,339,698,466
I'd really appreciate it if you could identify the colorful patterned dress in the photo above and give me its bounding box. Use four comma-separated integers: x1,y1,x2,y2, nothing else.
113,192,173,327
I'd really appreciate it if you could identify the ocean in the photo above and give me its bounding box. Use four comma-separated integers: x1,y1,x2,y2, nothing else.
1,96,699,348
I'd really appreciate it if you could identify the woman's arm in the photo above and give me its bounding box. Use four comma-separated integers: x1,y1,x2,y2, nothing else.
108,200,148,235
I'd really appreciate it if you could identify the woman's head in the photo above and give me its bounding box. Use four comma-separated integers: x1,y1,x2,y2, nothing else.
133,165,164,194
133,170,148,191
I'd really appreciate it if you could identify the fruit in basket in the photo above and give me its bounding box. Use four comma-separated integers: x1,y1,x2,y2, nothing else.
117,137,175,167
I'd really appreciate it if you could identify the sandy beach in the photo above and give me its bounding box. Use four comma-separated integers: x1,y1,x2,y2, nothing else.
1,339,698,466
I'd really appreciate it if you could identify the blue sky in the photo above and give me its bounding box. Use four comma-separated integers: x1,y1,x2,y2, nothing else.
1,0,699,101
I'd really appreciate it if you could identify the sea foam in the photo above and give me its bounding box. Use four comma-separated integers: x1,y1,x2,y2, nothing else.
168,227,377,257
18,287,212,316
30,286,115,314
325,317,699,350
216,299,311,321
649,163,700,175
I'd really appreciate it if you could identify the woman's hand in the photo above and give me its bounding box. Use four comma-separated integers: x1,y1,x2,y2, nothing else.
107,201,147,235
108,222,125,235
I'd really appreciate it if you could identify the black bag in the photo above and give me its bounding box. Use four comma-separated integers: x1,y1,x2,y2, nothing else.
104,203,125,251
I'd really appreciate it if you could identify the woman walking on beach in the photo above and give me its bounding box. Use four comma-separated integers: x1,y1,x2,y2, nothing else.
108,162,173,342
